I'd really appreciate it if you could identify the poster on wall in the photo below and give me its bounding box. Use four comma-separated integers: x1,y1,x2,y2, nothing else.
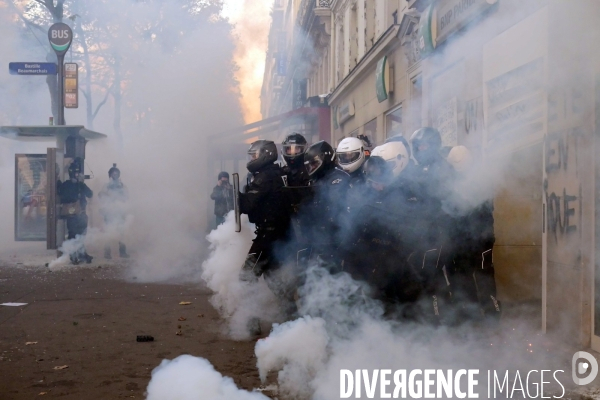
15,154,47,241
436,97,458,146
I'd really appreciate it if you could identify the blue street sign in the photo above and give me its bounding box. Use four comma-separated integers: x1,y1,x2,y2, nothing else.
9,62,57,75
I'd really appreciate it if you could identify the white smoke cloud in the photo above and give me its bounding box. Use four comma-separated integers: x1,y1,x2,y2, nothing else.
254,266,566,400
47,214,134,269
201,211,281,340
0,0,244,278
255,316,329,398
146,355,270,400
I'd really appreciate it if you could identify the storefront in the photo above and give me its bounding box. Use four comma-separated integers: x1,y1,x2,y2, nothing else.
328,23,410,147
403,0,600,347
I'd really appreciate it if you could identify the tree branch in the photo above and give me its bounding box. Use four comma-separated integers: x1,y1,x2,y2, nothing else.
21,17,46,33
91,82,115,121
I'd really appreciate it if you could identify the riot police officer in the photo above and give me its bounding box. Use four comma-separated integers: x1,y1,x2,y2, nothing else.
336,136,369,186
409,127,456,324
344,143,423,315
445,145,501,323
281,132,309,187
238,140,293,334
300,140,351,269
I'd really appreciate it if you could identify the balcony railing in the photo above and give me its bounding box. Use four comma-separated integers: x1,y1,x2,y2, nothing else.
316,0,330,8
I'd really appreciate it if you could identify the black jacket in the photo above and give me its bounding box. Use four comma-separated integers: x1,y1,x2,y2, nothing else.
301,167,351,248
239,163,289,232
210,183,234,217
282,164,310,187
58,180,93,210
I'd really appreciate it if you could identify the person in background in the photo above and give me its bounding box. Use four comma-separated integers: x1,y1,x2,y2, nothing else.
58,158,93,265
99,163,130,259
210,171,234,227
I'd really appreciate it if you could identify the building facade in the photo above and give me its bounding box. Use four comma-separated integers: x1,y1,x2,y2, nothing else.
261,0,600,349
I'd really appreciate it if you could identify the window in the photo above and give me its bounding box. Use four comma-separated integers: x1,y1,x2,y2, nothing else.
385,105,402,138
363,118,377,145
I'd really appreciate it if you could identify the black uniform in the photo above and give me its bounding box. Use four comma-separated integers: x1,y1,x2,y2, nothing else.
409,128,457,324
344,161,425,314
239,161,297,320
300,167,351,269
446,178,501,322
58,179,93,240
282,164,310,187
240,163,289,275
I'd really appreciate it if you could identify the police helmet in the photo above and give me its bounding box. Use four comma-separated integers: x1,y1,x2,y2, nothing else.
304,140,336,178
371,141,410,179
247,140,278,173
336,137,367,174
410,127,442,166
282,133,308,168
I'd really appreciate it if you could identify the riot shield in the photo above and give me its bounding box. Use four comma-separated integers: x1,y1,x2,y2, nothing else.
232,173,241,232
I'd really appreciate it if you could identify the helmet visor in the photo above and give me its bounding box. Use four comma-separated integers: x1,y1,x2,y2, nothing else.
247,149,260,162
386,160,397,172
305,155,323,176
337,150,361,165
283,144,306,157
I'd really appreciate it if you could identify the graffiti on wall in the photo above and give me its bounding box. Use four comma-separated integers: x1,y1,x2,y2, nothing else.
544,127,584,243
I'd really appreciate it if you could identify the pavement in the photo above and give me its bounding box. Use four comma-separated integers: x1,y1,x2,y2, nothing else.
1,248,600,399
0,251,268,399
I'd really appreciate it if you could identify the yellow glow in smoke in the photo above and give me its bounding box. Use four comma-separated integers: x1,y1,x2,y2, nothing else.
221,0,272,124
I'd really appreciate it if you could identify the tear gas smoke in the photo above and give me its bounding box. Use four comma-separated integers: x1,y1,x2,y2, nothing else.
255,266,567,400
0,0,244,279
201,211,281,340
146,354,270,400
47,214,133,269
255,315,329,398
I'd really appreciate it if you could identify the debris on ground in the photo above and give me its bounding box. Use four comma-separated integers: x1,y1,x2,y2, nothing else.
256,384,278,394
25,341,38,345
177,317,186,321
178,301,191,305
53,365,68,370
136,335,154,342
175,330,182,336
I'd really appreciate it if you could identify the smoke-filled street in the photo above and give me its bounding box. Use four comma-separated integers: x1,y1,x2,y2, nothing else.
3,0,600,399
0,257,267,399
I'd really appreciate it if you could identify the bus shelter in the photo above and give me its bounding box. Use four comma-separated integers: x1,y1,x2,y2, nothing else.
0,125,106,250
